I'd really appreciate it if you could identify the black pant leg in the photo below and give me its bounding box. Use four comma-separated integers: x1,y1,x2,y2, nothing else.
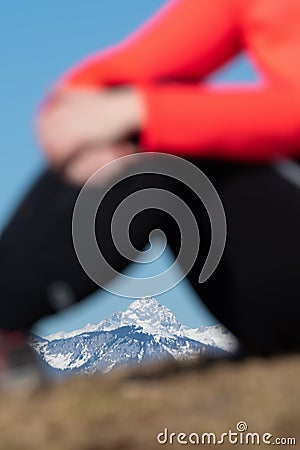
0,170,98,330
0,168,183,330
184,160,300,355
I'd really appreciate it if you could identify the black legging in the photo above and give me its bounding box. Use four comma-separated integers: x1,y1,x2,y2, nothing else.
1,158,300,356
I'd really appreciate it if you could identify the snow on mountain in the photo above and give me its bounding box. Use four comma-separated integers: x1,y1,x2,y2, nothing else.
96,297,237,352
182,324,238,353
32,297,238,374
45,323,101,342
98,297,182,338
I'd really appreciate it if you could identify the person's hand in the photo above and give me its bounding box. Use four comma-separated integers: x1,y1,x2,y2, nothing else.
63,142,138,186
35,88,145,168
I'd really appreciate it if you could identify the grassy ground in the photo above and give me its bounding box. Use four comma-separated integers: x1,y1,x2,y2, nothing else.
0,355,299,450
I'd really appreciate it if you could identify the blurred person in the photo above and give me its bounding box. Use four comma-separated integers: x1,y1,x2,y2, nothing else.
1,0,300,382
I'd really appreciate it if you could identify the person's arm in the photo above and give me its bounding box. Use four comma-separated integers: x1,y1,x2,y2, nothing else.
53,0,300,162
140,83,300,161
61,0,241,87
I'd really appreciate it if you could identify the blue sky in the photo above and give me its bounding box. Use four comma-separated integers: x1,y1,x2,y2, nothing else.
0,1,257,336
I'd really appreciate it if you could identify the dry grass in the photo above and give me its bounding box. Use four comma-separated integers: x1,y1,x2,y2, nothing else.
0,355,299,450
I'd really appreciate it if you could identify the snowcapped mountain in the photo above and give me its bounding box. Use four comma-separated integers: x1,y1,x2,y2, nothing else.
31,297,238,374
181,324,237,354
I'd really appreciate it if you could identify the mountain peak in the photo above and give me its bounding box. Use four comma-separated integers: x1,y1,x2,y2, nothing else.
121,297,181,335
39,296,238,373
126,296,160,312
44,297,238,354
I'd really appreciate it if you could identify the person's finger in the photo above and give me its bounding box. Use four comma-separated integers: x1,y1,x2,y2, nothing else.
36,103,76,165
64,144,138,186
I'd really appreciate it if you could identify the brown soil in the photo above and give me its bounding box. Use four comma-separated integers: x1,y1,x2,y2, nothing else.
0,355,299,450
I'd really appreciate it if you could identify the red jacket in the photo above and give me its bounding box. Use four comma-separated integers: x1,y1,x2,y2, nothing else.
59,0,300,161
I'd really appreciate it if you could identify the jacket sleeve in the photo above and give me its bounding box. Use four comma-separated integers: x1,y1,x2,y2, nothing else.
140,83,300,161
61,0,240,86
62,0,300,161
